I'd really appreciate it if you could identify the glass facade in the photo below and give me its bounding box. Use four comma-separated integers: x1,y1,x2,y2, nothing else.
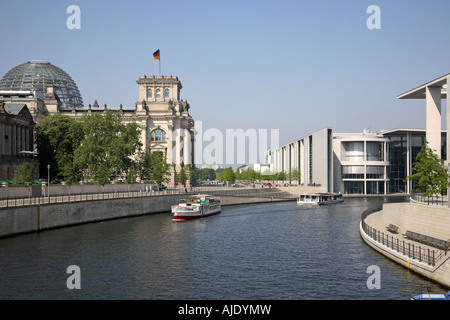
0,60,83,109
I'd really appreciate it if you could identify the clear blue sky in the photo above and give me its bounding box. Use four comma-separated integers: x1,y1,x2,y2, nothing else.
1,0,449,148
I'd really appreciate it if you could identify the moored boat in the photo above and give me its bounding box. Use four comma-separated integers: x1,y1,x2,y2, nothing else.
297,193,344,205
411,288,450,300
172,195,221,221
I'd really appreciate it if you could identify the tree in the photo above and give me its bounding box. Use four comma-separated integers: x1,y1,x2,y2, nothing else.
406,140,450,196
36,114,83,183
140,151,170,184
13,162,35,185
288,169,300,183
217,167,236,184
197,168,215,181
178,167,188,186
73,110,142,184
126,165,137,184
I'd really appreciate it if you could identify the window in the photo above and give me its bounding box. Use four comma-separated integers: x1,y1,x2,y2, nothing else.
147,88,152,98
150,129,166,142
156,89,161,98
164,88,170,98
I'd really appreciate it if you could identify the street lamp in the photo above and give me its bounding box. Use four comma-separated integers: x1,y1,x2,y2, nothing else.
47,164,50,202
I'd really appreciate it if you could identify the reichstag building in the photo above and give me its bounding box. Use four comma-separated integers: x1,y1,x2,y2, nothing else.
0,60,195,184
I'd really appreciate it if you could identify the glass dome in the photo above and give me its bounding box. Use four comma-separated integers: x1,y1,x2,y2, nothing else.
0,60,84,109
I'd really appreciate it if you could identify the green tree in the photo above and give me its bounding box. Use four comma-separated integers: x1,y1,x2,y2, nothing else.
178,167,188,186
197,168,216,181
274,171,287,181
217,167,236,184
13,162,35,185
406,140,450,196
36,114,83,183
140,151,170,184
74,110,142,184
126,165,137,184
288,169,300,183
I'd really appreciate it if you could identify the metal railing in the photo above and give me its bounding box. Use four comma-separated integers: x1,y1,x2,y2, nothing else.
361,206,447,267
0,188,188,208
0,186,296,209
410,192,448,206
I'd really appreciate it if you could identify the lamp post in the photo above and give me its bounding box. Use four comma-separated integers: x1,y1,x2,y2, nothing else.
47,164,50,203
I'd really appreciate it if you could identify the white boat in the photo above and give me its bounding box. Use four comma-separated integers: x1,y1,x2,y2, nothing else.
411,288,450,300
172,195,221,221
297,193,344,205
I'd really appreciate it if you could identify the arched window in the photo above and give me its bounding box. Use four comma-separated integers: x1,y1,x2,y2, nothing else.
164,88,170,97
156,88,161,98
150,129,166,142
147,88,152,98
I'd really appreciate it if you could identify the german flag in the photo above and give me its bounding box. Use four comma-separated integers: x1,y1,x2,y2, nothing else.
153,49,160,60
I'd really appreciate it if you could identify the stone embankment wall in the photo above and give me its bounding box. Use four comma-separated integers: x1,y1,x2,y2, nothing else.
0,186,320,238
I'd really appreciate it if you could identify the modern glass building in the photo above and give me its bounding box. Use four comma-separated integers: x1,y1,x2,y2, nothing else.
0,60,83,109
269,127,445,195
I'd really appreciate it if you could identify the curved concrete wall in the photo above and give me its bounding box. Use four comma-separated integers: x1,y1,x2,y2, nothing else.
361,202,450,289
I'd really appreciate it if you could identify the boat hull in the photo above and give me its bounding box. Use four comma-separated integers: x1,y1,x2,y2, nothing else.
172,209,221,220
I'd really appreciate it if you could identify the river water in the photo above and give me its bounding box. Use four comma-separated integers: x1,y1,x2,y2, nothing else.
0,196,447,300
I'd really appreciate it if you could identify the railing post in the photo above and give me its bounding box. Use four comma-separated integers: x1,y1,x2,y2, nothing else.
433,250,435,267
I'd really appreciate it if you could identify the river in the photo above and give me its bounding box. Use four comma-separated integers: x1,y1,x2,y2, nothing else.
0,196,446,300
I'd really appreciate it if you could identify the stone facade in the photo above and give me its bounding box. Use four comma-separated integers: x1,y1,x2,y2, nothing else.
0,101,38,180
0,75,195,185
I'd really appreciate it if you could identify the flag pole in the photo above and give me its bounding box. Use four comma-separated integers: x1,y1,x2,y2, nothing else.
159,49,161,76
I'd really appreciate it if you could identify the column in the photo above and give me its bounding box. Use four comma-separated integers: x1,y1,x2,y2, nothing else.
175,129,181,166
25,127,29,152
426,86,442,158
0,121,4,155
11,123,16,156
183,130,191,165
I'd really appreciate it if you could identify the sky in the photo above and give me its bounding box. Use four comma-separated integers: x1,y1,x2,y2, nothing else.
1,0,450,151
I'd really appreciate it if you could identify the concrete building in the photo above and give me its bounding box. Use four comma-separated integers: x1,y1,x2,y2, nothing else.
333,129,389,195
269,127,442,195
272,127,333,191
397,74,449,162
238,163,273,174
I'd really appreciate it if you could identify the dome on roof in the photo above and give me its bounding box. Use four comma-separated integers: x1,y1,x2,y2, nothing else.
0,60,84,108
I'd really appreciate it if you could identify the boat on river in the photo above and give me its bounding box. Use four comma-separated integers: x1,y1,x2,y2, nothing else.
172,195,221,221
411,288,450,300
297,193,344,205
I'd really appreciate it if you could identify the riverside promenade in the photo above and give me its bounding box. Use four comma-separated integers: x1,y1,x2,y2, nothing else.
360,198,450,289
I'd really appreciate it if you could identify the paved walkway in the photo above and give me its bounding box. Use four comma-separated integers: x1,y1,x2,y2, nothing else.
363,206,446,257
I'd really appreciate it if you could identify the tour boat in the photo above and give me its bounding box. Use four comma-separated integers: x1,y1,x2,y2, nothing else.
297,193,344,205
411,288,450,300
172,195,221,221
